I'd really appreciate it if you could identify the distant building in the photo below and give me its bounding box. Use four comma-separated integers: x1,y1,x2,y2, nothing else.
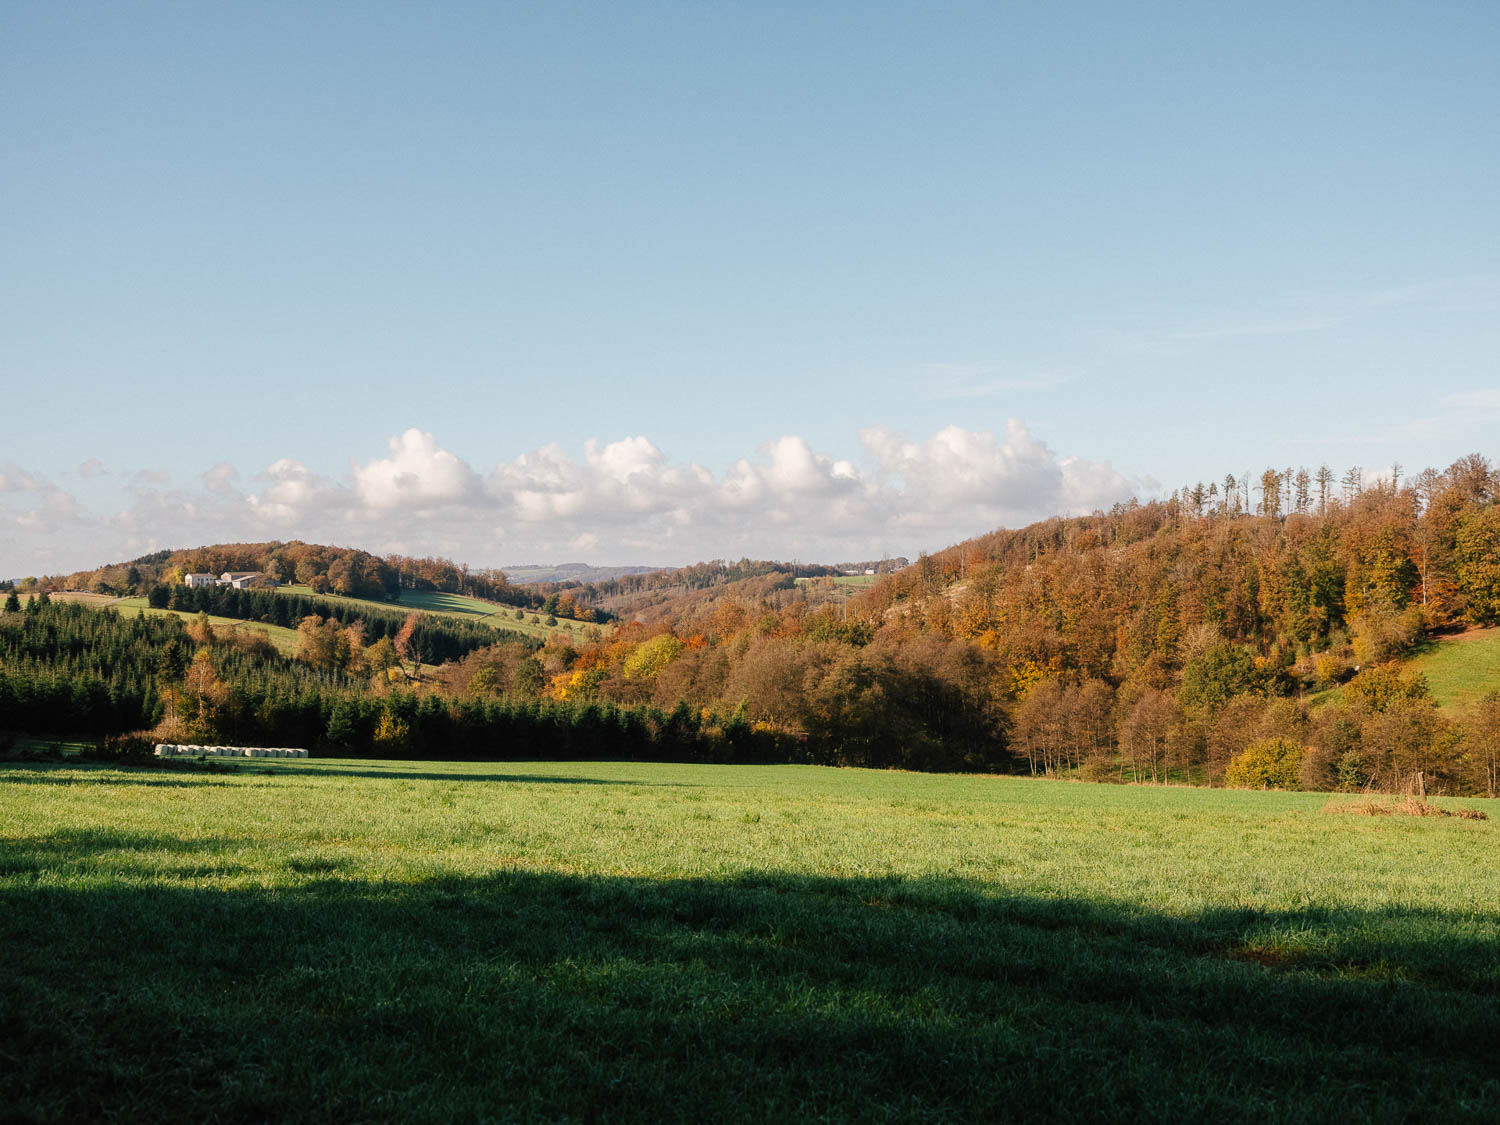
221,571,277,589
184,571,277,589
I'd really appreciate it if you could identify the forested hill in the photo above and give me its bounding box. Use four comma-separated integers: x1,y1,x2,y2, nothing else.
31,540,615,621
436,453,1499,789
41,541,513,603
855,453,1500,688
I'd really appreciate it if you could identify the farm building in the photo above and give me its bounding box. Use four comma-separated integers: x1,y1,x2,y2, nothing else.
181,571,278,589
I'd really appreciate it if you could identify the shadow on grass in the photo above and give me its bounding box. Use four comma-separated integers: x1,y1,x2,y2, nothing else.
0,761,693,788
4,836,1499,1124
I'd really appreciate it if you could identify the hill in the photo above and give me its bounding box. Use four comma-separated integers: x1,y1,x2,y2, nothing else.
435,453,1500,792
31,539,605,622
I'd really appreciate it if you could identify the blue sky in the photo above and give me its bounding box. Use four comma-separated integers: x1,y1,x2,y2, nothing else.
3,2,1497,576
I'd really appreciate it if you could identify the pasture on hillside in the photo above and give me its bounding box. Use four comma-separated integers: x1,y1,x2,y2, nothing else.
3,759,1497,1122
274,583,601,641
1402,626,1500,710
113,597,301,654
1310,626,1500,713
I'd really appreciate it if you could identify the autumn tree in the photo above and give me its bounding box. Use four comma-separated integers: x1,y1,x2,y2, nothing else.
1119,690,1184,783
295,615,341,669
182,650,229,740
394,611,424,678
1462,692,1500,797
1454,505,1500,624
186,611,216,647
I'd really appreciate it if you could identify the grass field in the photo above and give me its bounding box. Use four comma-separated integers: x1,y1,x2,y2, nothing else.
275,584,601,641
794,575,879,587
3,759,1497,1122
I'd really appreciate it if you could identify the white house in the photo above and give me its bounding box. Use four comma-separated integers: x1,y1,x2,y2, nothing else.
183,571,278,589
222,571,277,589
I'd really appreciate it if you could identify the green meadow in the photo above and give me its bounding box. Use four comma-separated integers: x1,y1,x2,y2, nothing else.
3,759,1498,1122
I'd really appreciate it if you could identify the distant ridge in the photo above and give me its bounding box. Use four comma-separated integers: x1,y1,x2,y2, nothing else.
502,563,669,584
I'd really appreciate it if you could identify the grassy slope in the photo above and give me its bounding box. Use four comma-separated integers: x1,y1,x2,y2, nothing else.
1402,626,1500,709
109,597,300,655
1311,626,1500,713
275,583,600,642
3,759,1497,1122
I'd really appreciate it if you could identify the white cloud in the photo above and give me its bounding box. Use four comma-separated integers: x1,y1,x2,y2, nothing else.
0,422,1145,576
248,459,344,523
353,428,483,511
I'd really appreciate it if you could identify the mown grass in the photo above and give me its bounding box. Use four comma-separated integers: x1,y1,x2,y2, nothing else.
3,760,1498,1122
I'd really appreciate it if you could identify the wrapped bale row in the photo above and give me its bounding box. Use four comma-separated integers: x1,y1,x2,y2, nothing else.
154,744,309,758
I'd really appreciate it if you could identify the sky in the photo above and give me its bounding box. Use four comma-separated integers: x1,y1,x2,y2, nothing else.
3,1,1497,577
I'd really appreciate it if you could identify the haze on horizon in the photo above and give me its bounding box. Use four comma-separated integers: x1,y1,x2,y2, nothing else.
3,2,1497,577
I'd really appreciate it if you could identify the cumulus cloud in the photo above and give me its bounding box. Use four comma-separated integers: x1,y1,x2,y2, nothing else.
353,428,484,511
248,459,344,523
1,423,1144,577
